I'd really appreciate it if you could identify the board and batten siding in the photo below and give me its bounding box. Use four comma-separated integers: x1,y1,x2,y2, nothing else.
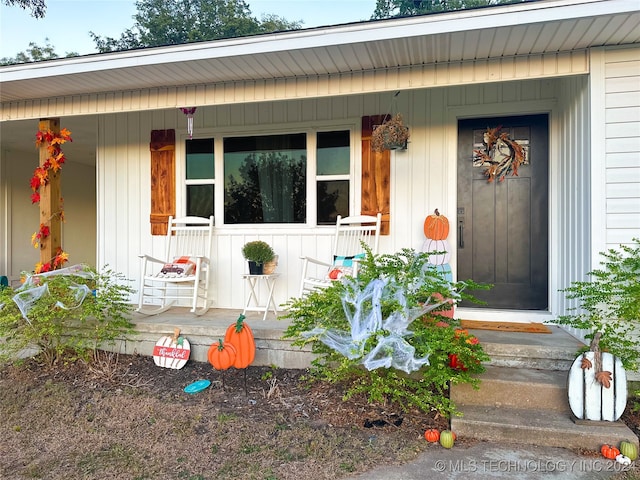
97,77,579,312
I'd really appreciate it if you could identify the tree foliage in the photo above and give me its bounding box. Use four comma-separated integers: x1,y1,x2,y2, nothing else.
90,0,302,53
3,0,46,18
372,0,526,18
0,39,78,66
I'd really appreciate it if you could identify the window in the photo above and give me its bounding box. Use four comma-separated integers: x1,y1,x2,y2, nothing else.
185,139,214,218
183,128,352,225
224,134,307,224
316,130,350,225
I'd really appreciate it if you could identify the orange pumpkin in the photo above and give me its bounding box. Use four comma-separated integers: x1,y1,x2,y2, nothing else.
208,340,237,371
424,429,440,442
601,444,621,460
423,209,450,240
224,314,256,369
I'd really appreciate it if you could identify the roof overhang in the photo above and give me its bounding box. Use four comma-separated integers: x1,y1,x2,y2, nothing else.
1,0,639,106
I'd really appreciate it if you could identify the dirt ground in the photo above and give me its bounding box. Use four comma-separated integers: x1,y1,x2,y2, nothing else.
0,352,449,480
1,352,639,480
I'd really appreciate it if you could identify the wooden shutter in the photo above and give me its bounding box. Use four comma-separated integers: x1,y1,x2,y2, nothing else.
150,129,176,235
361,116,390,235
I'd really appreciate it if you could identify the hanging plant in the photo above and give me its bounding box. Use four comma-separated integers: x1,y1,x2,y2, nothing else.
371,113,410,152
473,126,526,183
30,127,72,274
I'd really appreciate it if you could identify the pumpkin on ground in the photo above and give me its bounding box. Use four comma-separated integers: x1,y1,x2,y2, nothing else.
619,440,638,461
424,429,440,442
439,430,456,449
601,444,621,460
423,209,450,240
208,340,237,371
224,314,256,369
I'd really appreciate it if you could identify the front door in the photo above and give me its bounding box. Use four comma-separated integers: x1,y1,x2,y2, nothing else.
457,115,549,310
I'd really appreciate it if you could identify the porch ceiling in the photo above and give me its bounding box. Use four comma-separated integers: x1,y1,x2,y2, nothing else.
1,0,639,104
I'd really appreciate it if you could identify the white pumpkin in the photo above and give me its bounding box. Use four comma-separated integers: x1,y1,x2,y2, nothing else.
567,350,627,421
152,328,191,369
421,239,451,265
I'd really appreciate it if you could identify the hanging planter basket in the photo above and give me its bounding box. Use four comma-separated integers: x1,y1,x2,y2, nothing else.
371,114,410,152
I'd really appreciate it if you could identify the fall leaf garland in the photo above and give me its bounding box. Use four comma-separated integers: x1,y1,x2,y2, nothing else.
30,128,72,274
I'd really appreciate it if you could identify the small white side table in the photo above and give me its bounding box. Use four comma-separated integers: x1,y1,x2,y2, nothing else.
241,273,279,321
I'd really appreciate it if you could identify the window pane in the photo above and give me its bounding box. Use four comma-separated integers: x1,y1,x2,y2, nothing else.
186,139,214,179
317,131,350,175
187,184,214,218
224,134,307,224
317,180,349,225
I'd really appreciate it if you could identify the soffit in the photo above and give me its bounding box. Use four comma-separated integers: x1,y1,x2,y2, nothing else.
0,0,639,104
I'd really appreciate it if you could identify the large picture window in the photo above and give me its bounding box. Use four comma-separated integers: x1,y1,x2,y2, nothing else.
184,128,351,225
224,134,307,224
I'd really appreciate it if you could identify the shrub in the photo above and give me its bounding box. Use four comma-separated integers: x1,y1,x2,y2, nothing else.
282,247,490,417
0,264,135,366
551,239,640,370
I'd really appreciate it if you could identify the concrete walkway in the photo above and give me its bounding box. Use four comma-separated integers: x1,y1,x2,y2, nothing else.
350,442,633,479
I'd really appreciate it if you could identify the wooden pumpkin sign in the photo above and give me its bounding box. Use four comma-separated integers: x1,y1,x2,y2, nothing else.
208,339,236,371
224,314,256,369
424,209,450,240
152,328,191,369
567,333,627,422
422,238,451,265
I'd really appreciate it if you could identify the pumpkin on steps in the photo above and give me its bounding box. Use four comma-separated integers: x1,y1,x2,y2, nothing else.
601,444,621,460
619,440,638,461
208,339,236,371
567,333,627,422
224,314,256,369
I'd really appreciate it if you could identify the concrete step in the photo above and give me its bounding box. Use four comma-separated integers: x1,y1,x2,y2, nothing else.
470,327,584,371
451,366,570,413
100,310,315,369
451,404,638,451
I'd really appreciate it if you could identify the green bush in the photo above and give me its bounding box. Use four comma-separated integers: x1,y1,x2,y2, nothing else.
0,265,135,366
282,247,490,417
551,238,640,370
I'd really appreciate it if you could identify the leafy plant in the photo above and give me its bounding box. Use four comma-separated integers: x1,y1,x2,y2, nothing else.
281,247,490,417
551,239,640,370
241,240,275,264
0,264,135,366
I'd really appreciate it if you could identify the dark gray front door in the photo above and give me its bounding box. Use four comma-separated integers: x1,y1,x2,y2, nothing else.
457,115,549,310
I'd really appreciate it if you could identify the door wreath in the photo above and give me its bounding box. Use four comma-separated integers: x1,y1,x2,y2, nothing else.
473,126,526,183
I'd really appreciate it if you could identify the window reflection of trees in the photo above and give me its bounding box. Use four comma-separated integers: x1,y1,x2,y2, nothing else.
225,151,306,223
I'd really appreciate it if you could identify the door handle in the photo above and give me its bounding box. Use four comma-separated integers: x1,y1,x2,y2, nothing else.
458,220,464,249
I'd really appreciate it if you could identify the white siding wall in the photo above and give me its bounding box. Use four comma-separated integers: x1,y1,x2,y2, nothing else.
99,77,577,312
603,46,640,249
554,75,591,341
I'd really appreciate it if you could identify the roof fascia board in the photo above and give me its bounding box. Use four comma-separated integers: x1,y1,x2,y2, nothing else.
1,0,636,83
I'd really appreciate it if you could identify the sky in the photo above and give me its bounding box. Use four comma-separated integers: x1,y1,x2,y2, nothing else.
0,0,379,59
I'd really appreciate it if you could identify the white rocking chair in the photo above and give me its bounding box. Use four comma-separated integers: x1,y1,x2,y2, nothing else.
299,213,382,296
137,216,214,315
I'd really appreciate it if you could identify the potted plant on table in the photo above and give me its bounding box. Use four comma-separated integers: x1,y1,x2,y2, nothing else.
242,240,276,275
